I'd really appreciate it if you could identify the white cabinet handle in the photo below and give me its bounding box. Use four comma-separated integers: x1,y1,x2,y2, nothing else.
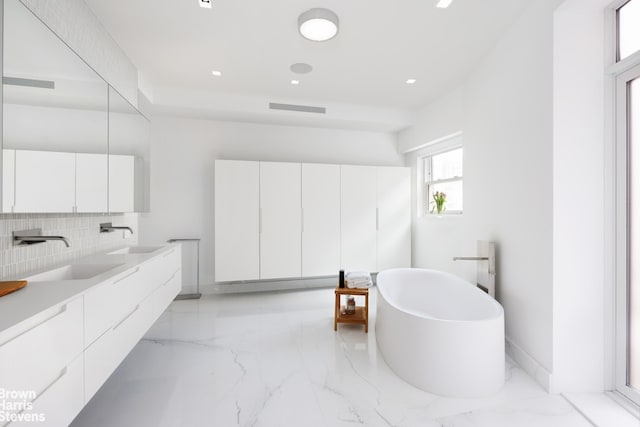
112,267,140,285
161,270,179,287
113,305,140,331
0,304,67,347
163,249,175,258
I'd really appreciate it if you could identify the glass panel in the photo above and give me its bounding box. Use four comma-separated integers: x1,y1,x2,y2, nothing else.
630,76,640,390
2,0,108,213
432,148,463,181
619,0,640,61
429,180,463,213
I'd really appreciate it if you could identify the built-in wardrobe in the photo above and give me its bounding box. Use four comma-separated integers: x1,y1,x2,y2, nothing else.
214,160,411,282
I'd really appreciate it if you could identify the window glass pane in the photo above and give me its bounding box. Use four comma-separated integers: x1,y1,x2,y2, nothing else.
619,0,640,61
429,180,463,212
432,148,463,181
630,76,640,390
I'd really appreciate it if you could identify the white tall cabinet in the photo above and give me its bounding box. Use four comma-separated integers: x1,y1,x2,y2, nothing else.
376,167,411,271
302,163,341,276
340,165,378,272
215,160,260,282
214,160,411,283
260,162,302,279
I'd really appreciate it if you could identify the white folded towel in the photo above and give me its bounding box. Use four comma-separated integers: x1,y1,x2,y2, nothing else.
346,271,371,280
347,280,372,289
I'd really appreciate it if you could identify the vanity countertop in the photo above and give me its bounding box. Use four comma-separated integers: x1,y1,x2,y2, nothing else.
0,244,179,336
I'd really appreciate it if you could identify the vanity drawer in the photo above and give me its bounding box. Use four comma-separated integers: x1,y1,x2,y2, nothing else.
146,246,181,292
3,354,84,427
84,296,153,402
84,265,151,346
151,269,181,322
0,297,83,394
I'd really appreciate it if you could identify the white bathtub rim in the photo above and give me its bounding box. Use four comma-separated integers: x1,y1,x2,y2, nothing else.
376,268,504,323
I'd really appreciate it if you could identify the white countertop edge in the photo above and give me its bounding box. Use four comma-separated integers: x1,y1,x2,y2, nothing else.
0,243,179,336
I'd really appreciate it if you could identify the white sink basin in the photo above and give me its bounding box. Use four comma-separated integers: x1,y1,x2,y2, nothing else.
26,263,125,282
108,246,163,255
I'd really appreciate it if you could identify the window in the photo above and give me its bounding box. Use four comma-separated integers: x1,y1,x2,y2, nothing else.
614,0,640,405
423,147,463,215
618,0,640,61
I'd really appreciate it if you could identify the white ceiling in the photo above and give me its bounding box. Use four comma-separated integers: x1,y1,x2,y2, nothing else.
85,0,531,131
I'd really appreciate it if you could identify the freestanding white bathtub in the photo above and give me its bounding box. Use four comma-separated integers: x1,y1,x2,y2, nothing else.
376,268,505,397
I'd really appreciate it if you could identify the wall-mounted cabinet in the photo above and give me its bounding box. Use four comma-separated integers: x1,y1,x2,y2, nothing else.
214,160,411,283
0,0,149,213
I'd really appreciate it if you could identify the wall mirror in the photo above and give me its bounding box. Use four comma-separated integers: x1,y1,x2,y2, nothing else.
1,0,150,213
108,86,150,213
2,0,109,213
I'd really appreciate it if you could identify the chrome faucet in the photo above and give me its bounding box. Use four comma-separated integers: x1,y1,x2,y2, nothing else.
100,222,133,235
13,228,70,247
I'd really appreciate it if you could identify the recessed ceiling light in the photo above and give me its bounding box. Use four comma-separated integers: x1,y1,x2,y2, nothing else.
199,0,212,9
298,8,339,42
291,80,300,85
211,70,222,77
436,0,453,8
406,78,417,84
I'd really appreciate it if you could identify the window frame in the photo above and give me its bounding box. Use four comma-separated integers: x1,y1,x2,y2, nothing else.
610,0,640,408
421,146,463,216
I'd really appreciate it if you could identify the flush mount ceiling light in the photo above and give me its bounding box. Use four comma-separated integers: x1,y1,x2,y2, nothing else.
298,8,339,42
199,0,212,8
291,79,300,85
436,0,453,8
211,70,222,77
406,78,417,84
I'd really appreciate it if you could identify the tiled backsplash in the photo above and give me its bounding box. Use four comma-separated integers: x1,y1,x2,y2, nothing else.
0,213,138,279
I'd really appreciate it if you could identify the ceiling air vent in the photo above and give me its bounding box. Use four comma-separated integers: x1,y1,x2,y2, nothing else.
269,102,326,114
3,76,55,89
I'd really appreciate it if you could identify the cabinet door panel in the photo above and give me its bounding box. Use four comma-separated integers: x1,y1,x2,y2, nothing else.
302,163,340,276
260,162,301,279
3,149,15,212
14,150,75,212
109,154,135,212
377,167,411,271
76,153,107,212
340,165,377,272
214,160,260,282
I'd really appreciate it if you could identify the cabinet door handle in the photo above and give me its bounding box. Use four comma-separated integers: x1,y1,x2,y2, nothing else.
113,305,140,331
10,366,68,417
163,249,175,258
162,270,179,287
112,267,140,285
0,304,67,347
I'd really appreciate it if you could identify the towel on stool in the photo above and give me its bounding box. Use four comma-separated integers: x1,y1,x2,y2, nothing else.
346,271,372,289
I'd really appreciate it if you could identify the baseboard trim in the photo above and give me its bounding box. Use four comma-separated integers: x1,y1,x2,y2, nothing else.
505,336,553,392
207,277,338,294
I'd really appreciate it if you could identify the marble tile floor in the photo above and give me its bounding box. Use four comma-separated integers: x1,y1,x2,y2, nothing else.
71,288,624,427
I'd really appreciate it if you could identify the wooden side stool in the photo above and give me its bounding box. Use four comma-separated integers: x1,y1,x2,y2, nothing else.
334,286,369,333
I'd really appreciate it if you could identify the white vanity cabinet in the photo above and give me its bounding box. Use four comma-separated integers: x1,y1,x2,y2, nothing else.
83,246,181,402
0,245,181,426
0,297,84,427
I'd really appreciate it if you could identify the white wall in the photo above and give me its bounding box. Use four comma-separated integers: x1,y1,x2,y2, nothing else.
399,0,558,389
553,0,610,393
139,117,403,291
